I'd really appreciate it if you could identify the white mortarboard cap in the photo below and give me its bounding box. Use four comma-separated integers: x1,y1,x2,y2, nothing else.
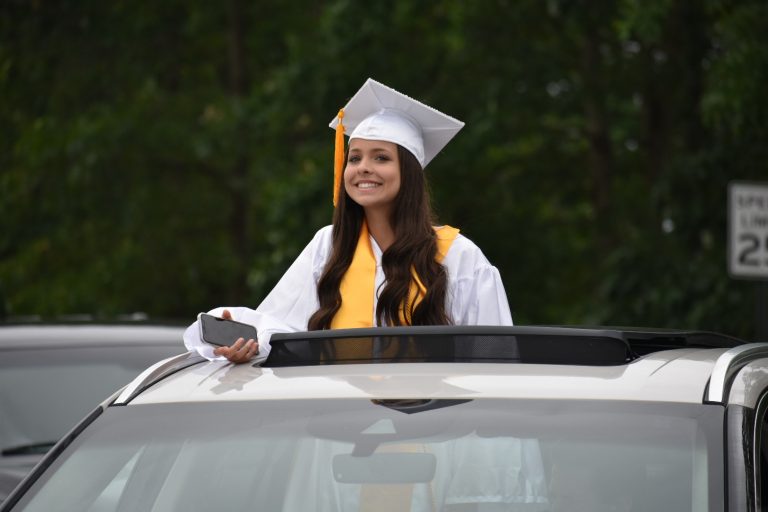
329,78,464,169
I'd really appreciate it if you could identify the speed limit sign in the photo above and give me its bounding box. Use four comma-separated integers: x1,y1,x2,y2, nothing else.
729,181,768,279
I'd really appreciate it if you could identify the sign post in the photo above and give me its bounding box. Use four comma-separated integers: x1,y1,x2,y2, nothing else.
729,181,768,341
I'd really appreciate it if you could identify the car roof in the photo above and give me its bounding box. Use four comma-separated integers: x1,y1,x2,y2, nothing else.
0,324,185,350
129,347,727,406
113,326,766,408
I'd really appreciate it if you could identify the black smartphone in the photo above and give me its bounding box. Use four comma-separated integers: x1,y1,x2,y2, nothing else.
198,313,258,347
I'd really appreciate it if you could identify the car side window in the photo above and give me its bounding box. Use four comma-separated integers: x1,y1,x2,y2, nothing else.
759,399,768,512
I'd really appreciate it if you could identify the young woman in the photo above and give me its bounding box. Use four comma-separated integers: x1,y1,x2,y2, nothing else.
184,79,513,363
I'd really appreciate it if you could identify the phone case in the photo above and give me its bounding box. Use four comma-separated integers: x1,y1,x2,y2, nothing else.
198,313,258,347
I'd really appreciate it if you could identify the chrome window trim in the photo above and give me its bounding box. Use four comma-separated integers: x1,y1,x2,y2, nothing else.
706,344,768,405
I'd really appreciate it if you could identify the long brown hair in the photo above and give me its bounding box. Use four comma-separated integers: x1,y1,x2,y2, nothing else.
307,145,451,330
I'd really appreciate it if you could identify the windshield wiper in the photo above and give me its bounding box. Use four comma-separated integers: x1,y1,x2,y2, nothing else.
371,399,472,414
1,441,56,456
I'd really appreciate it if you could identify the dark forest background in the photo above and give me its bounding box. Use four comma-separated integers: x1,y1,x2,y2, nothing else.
1,0,766,339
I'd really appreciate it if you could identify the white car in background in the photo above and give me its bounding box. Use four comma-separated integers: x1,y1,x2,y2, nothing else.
0,324,185,503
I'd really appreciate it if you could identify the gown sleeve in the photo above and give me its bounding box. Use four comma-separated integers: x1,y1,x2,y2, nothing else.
445,235,514,326
183,226,332,362
459,264,514,326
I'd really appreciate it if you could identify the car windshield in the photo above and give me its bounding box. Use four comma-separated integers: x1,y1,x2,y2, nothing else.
10,398,723,512
0,345,180,455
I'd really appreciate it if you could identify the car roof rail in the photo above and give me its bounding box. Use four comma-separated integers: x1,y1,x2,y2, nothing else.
265,325,745,368
705,343,768,405
614,328,745,355
113,351,206,405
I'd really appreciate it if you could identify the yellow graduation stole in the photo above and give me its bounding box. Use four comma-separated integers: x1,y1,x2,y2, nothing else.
330,222,459,329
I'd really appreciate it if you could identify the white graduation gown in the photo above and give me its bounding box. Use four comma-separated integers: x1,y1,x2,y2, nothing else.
183,225,513,362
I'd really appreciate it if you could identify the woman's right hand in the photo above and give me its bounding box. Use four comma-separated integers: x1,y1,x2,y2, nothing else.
212,309,260,364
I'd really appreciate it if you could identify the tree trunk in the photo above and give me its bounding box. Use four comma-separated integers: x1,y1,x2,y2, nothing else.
227,0,250,303
581,28,616,251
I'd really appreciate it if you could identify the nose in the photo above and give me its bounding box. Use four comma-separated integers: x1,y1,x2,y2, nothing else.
356,157,372,174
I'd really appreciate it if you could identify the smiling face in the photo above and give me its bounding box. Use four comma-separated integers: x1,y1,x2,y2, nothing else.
344,138,401,216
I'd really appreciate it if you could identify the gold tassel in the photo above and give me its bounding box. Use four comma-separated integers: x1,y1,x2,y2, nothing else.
333,109,345,207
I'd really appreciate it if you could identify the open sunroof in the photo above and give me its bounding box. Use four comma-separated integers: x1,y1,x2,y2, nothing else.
264,325,746,368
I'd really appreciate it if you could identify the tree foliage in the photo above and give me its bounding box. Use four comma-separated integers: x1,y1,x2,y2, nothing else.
1,0,765,339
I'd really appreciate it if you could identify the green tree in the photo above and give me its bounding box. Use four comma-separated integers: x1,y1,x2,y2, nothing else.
1,0,764,339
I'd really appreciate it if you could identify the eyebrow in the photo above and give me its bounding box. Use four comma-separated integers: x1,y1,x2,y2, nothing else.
348,146,394,153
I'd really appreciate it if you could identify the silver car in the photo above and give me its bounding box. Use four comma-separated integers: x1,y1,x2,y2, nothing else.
1,325,764,511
